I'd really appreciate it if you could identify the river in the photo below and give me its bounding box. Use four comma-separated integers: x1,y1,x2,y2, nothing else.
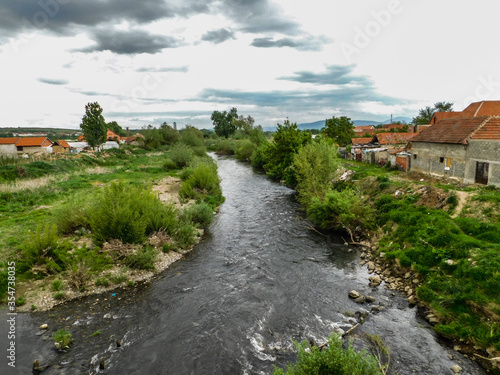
1,155,485,374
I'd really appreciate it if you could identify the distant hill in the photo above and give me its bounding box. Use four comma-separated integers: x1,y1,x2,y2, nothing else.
297,117,412,130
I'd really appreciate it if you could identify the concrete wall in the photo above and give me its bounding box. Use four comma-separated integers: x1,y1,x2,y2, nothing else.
464,140,500,186
0,144,17,155
410,142,467,179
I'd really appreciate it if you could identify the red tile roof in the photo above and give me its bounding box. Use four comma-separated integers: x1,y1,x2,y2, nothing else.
411,116,500,144
373,132,415,145
55,140,71,148
461,100,500,117
16,137,52,147
430,112,463,124
351,137,373,145
0,137,20,145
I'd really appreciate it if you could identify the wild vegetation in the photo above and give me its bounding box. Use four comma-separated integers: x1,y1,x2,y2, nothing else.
0,125,223,309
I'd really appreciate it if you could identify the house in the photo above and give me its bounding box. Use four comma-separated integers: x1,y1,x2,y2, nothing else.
52,140,72,154
0,138,21,156
350,137,377,161
15,137,53,153
66,142,89,153
429,100,500,124
124,133,144,145
408,116,500,186
371,132,415,148
107,129,120,141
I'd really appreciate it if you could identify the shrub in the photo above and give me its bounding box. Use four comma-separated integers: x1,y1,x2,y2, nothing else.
21,223,71,273
235,140,257,161
51,280,64,291
307,188,375,240
15,296,26,306
169,143,194,168
87,182,178,245
53,292,65,300
95,277,110,287
179,126,205,148
272,334,382,375
53,329,73,349
181,202,214,228
293,140,340,206
163,159,177,171
125,246,157,270
179,161,223,207
172,222,197,249
52,195,91,235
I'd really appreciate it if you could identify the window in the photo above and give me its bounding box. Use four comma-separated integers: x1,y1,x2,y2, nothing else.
413,154,417,159
439,157,444,163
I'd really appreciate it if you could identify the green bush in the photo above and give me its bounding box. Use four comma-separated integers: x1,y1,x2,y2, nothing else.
87,182,178,245
307,188,375,239
52,195,91,235
51,279,64,291
95,277,110,287
272,334,382,375
125,246,157,270
293,140,340,206
179,161,223,207
163,159,177,171
172,222,197,249
235,140,257,161
179,126,205,148
181,202,214,228
53,329,73,349
169,143,194,168
53,292,65,300
21,223,71,274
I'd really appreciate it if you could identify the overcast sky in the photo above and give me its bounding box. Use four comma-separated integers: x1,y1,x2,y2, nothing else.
1,0,500,129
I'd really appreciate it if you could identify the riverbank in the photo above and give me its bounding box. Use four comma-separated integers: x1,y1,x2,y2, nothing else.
0,143,224,314
336,164,500,373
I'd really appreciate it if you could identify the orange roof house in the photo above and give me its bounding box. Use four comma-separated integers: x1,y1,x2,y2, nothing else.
429,100,500,124
52,140,72,154
351,137,374,145
408,116,500,186
0,137,21,144
0,137,21,155
107,129,120,141
15,137,53,153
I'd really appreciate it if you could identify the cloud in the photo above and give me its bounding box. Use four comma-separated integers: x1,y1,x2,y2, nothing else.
136,66,189,73
38,77,69,85
251,35,331,51
219,0,300,35
201,28,235,44
279,65,372,86
77,29,183,54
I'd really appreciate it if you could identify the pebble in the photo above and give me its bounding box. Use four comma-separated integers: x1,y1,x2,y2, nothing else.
39,324,48,330
450,364,462,374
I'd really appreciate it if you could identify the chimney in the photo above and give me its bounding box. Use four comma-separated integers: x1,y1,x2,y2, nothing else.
126,127,130,144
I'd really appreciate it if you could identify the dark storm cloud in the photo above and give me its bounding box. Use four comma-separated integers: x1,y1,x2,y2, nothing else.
38,77,69,85
77,29,183,54
0,0,208,35
279,65,373,86
201,28,235,44
251,35,331,51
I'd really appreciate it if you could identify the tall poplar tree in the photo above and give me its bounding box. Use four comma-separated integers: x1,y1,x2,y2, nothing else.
80,102,107,150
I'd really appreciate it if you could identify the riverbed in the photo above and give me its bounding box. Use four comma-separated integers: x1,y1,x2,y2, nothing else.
0,155,485,374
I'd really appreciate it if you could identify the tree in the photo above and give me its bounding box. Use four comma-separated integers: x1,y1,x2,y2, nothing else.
211,107,238,138
80,102,107,150
321,116,355,146
412,101,454,125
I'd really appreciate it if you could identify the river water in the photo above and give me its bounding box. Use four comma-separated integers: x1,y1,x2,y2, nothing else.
1,156,486,374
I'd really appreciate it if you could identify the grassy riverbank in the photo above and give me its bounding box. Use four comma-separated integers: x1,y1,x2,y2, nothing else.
0,138,223,311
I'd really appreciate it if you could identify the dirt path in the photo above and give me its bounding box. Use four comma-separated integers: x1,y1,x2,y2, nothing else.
451,190,470,218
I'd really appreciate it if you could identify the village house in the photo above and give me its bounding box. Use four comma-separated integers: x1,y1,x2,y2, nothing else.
52,140,72,154
15,137,53,154
107,129,120,141
0,138,21,156
408,116,500,186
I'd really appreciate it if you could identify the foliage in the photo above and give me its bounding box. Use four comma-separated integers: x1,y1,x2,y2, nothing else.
179,161,223,207
21,223,71,274
293,140,340,206
412,101,454,125
51,279,64,291
125,246,157,270
53,329,73,349
307,188,375,240
87,182,178,245
272,334,382,375
180,202,214,228
211,107,238,138
321,116,355,147
107,121,126,137
80,102,107,150
180,126,205,148
260,120,312,185
169,143,195,168
235,140,257,161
